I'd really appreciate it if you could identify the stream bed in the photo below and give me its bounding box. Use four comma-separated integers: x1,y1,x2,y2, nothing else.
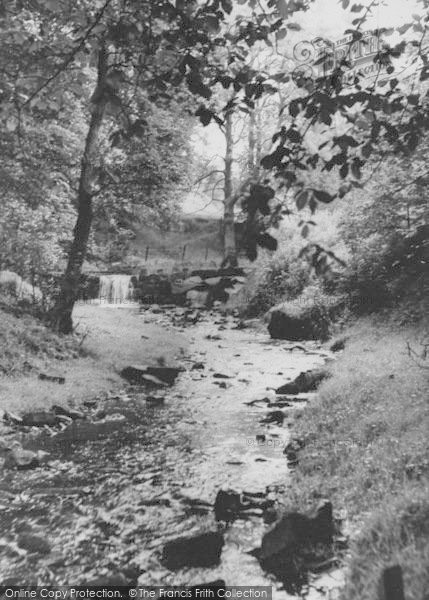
0,306,344,598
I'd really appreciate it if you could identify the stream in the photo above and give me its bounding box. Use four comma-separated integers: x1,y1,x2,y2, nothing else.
0,305,344,599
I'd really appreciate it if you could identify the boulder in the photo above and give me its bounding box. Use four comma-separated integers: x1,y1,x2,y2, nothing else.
214,489,242,522
259,501,333,560
162,531,224,569
251,501,334,590
3,441,49,470
17,532,51,554
52,405,84,420
329,337,347,352
21,411,59,427
276,369,329,395
268,305,316,341
38,373,65,384
267,289,343,341
260,410,285,425
120,365,182,386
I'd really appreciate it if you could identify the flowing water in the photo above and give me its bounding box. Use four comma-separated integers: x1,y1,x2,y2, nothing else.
0,306,344,598
99,274,133,303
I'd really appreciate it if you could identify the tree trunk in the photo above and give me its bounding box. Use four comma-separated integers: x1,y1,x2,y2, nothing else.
222,108,237,267
53,43,108,333
248,109,256,176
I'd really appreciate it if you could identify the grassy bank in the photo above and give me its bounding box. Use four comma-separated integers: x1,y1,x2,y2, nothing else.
0,303,187,414
289,316,429,599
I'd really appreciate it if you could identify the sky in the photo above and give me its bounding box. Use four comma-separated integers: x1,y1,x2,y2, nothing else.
182,0,422,217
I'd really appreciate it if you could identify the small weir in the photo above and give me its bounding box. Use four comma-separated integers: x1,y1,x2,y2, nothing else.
98,274,134,303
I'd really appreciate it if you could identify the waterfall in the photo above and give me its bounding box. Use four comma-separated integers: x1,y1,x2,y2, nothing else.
99,274,133,304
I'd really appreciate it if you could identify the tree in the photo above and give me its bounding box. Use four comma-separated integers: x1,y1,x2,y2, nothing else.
2,0,302,331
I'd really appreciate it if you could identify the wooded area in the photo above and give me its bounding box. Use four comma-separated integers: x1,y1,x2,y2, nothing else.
0,0,428,597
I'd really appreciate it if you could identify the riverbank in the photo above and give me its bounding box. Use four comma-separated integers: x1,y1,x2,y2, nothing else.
291,315,429,600
0,303,187,414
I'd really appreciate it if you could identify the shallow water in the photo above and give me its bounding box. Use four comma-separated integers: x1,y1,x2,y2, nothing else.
0,307,343,598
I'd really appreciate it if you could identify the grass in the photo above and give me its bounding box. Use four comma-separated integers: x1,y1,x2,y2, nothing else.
286,315,429,599
0,302,187,414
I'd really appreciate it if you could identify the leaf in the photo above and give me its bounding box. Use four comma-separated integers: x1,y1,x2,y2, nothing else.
350,3,364,12
397,23,412,35
276,0,289,18
301,224,309,238
289,100,300,118
276,29,287,41
195,105,213,126
204,15,220,33
286,128,301,143
256,233,278,251
220,0,233,13
296,190,308,210
313,190,334,203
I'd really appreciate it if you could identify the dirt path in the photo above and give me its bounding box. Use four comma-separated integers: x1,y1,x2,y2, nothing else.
0,305,342,598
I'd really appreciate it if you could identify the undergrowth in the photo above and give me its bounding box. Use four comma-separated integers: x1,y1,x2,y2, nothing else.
287,317,429,600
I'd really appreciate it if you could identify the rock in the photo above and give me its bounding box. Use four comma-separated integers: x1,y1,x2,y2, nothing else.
276,369,329,395
3,442,47,470
162,531,224,569
214,489,242,522
330,337,347,352
283,438,305,463
145,396,165,407
268,305,317,341
213,373,230,379
189,582,226,593
52,405,84,420
21,411,58,427
260,411,285,425
121,365,181,386
191,362,205,370
267,289,343,341
17,533,51,555
3,411,23,425
214,381,227,389
258,501,334,561
38,373,65,384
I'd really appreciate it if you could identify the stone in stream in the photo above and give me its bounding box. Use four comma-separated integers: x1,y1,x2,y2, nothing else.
191,362,205,370
21,411,59,427
276,369,329,395
251,501,334,591
214,489,275,522
120,365,182,386
214,489,242,522
145,396,165,407
38,373,65,384
260,410,285,425
330,337,347,352
3,441,49,470
52,405,84,420
162,531,224,569
17,532,51,554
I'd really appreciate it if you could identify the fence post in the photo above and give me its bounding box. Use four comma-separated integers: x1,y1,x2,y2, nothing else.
205,245,209,261
145,246,149,262
182,244,187,262
378,565,405,600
